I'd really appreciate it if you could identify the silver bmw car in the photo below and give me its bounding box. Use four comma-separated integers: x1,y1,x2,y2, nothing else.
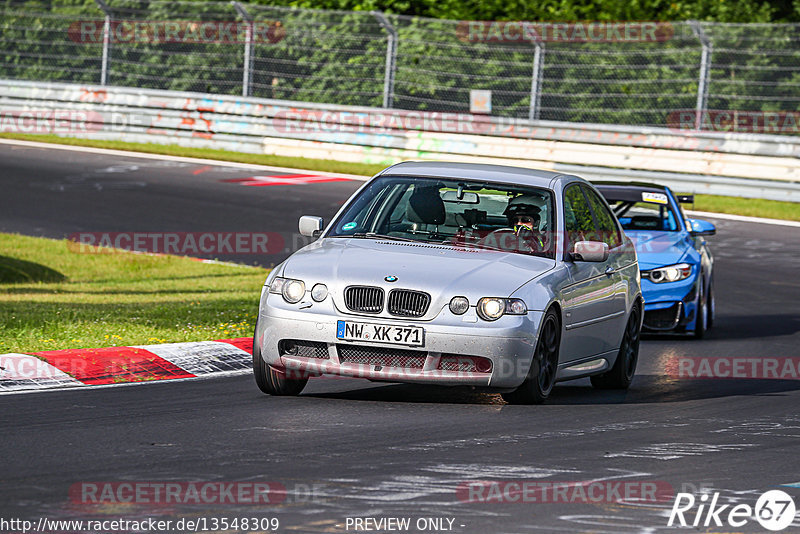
254,162,643,404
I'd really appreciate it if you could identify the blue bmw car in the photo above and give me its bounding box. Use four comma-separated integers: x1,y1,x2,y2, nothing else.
594,182,716,338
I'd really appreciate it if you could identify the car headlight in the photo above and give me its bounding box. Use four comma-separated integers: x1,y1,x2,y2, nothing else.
269,277,285,294
644,263,692,283
449,296,469,315
477,298,527,321
269,277,306,303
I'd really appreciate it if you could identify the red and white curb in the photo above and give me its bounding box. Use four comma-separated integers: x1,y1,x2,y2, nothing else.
0,338,252,394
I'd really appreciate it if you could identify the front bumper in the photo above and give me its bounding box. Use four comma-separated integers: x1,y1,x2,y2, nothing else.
255,295,543,389
641,276,698,331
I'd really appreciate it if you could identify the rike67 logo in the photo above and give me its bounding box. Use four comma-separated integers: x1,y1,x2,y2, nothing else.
668,490,796,531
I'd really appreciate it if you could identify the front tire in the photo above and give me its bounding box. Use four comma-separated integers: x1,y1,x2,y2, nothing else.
502,309,561,405
693,282,708,339
253,323,308,396
591,301,641,390
706,278,715,329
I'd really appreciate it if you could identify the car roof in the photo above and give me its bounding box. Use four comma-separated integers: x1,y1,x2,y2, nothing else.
591,181,673,202
378,161,579,189
592,181,669,193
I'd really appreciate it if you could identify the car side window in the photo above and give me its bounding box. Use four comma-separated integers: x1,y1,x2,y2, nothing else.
563,184,594,251
583,186,622,249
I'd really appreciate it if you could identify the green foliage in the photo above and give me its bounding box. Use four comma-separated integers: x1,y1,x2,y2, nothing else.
1,0,799,127
272,0,796,22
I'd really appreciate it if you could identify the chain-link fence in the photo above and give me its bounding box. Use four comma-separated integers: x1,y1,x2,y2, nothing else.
2,0,800,132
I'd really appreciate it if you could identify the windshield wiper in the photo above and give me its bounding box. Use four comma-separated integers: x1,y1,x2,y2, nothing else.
468,243,509,253
350,232,417,242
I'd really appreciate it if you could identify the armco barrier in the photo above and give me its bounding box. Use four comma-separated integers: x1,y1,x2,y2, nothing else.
1,79,799,202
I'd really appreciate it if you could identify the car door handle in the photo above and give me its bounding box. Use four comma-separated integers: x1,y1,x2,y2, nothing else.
605,266,615,276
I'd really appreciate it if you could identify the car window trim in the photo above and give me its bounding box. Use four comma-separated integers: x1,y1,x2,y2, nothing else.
581,184,623,250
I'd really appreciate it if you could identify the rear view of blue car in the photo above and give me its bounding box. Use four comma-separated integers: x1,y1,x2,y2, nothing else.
594,182,716,338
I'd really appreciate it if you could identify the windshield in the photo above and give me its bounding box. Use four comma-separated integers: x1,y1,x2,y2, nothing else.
605,197,680,232
327,176,555,259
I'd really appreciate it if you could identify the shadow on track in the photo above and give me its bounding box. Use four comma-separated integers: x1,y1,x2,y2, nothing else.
301,374,800,406
643,314,800,341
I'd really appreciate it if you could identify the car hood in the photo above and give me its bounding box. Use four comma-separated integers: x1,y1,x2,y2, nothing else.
626,230,692,270
281,238,556,316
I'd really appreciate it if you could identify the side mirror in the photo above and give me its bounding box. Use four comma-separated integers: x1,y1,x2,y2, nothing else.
687,218,716,237
571,241,609,262
299,215,323,237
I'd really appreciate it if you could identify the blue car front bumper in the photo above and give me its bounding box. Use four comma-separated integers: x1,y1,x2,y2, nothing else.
641,275,700,332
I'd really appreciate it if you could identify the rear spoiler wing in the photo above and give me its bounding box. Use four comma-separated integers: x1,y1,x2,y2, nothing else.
676,194,695,204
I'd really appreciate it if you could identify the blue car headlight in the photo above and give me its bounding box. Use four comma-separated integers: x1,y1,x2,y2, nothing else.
643,263,692,283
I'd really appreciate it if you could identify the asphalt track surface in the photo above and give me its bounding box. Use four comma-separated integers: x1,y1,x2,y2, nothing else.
2,142,800,533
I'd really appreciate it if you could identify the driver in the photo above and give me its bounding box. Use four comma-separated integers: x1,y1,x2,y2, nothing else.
504,194,546,250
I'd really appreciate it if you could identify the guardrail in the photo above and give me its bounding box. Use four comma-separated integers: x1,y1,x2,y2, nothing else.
1,79,798,202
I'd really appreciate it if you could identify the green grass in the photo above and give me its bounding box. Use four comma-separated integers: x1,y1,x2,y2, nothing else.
692,194,800,221
1,133,798,221
0,233,268,354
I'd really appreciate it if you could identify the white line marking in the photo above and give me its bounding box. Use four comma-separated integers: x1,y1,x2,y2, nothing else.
685,209,800,227
3,138,796,225
0,138,370,181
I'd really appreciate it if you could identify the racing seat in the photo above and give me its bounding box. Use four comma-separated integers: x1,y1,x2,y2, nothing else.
406,187,446,228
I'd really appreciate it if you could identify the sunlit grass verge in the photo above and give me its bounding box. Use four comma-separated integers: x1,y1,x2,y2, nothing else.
1,133,798,221
0,232,268,354
692,194,800,222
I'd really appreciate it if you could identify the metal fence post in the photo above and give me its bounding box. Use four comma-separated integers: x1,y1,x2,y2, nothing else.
528,39,545,122
94,0,112,86
232,2,254,98
371,11,397,109
690,21,712,131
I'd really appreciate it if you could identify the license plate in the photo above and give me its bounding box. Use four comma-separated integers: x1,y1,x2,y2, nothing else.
336,320,424,347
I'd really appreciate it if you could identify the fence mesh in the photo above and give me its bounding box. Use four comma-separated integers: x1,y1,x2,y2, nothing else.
1,0,800,132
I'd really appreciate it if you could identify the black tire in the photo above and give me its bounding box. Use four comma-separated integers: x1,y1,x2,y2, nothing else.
693,282,707,340
253,324,308,396
591,302,641,390
706,278,715,329
502,309,561,405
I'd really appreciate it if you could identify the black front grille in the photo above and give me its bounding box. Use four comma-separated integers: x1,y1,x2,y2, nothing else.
438,355,493,373
388,289,431,317
643,303,682,330
337,344,426,368
279,340,329,359
344,286,384,313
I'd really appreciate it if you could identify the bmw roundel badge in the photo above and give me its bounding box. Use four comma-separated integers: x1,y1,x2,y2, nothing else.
384,275,398,282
